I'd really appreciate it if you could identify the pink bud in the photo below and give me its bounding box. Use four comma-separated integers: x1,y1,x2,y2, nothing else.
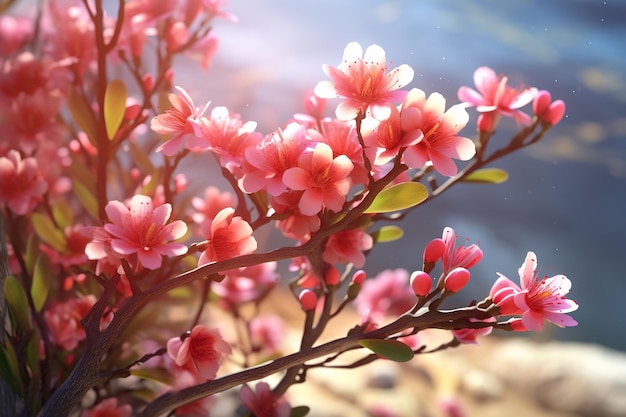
299,290,317,311
142,73,154,92
351,270,366,286
443,267,470,293
424,238,445,263
325,266,340,286
533,89,552,116
174,173,188,193
410,271,432,297
533,90,566,125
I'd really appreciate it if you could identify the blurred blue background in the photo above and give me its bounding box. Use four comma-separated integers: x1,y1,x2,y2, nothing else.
180,0,626,350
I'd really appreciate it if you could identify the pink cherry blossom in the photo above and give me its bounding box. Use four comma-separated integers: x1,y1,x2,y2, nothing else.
282,142,353,216
198,207,256,266
80,398,131,417
322,227,373,268
151,86,210,156
401,88,475,176
0,150,48,215
166,325,232,380
361,105,424,166
0,16,33,55
314,42,414,121
213,262,279,306
458,66,537,131
490,252,578,331
198,106,263,172
271,191,321,239
355,268,416,321
312,119,368,185
240,382,291,417
191,186,236,224
249,315,285,353
533,89,566,125
440,227,482,274
239,122,310,196
452,318,495,345
102,195,188,270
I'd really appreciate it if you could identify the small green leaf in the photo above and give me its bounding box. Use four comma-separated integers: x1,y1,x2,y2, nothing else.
363,182,428,214
359,339,415,362
31,212,66,252
67,87,97,145
0,340,24,395
104,79,127,140
464,168,509,184
26,329,41,382
74,181,99,219
52,199,74,230
290,406,311,417
4,275,31,333
32,254,52,312
372,225,404,243
24,234,40,276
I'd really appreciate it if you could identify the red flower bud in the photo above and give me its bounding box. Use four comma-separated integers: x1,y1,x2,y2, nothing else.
410,271,432,297
443,267,470,293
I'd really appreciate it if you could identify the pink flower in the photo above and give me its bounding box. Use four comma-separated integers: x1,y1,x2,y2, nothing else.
151,86,210,156
240,382,291,417
198,207,256,266
198,106,262,172
458,66,537,131
0,150,48,215
282,142,353,216
533,89,566,125
191,186,236,224
102,195,188,270
322,227,373,268
314,42,414,121
355,268,416,321
452,318,495,344
166,325,232,380
490,252,578,331
401,89,475,176
440,227,482,274
271,191,321,239
361,105,424,166
249,315,285,353
80,398,132,417
239,122,310,195
213,262,279,306
0,16,33,55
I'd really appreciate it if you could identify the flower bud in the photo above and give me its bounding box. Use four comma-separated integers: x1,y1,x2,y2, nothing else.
410,271,432,297
443,267,470,293
533,90,566,125
324,266,340,286
423,238,445,273
351,270,366,286
299,289,317,311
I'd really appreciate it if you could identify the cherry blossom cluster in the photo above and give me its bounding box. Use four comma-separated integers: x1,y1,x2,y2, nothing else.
0,1,575,416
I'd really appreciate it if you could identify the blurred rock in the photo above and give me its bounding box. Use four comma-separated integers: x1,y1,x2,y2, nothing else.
486,339,626,417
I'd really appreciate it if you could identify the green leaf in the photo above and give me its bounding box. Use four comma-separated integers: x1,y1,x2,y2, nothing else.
24,234,40,276
67,87,97,145
74,181,99,219
0,340,24,395
104,79,127,140
463,168,509,184
32,254,52,312
52,199,74,230
290,406,311,417
363,182,428,214
372,225,404,243
26,329,41,382
4,275,31,333
358,339,415,362
31,212,66,252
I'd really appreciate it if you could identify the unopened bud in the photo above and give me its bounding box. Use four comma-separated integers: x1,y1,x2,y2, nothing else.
443,267,470,293
324,266,340,286
410,271,432,297
299,290,317,311
423,238,445,273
